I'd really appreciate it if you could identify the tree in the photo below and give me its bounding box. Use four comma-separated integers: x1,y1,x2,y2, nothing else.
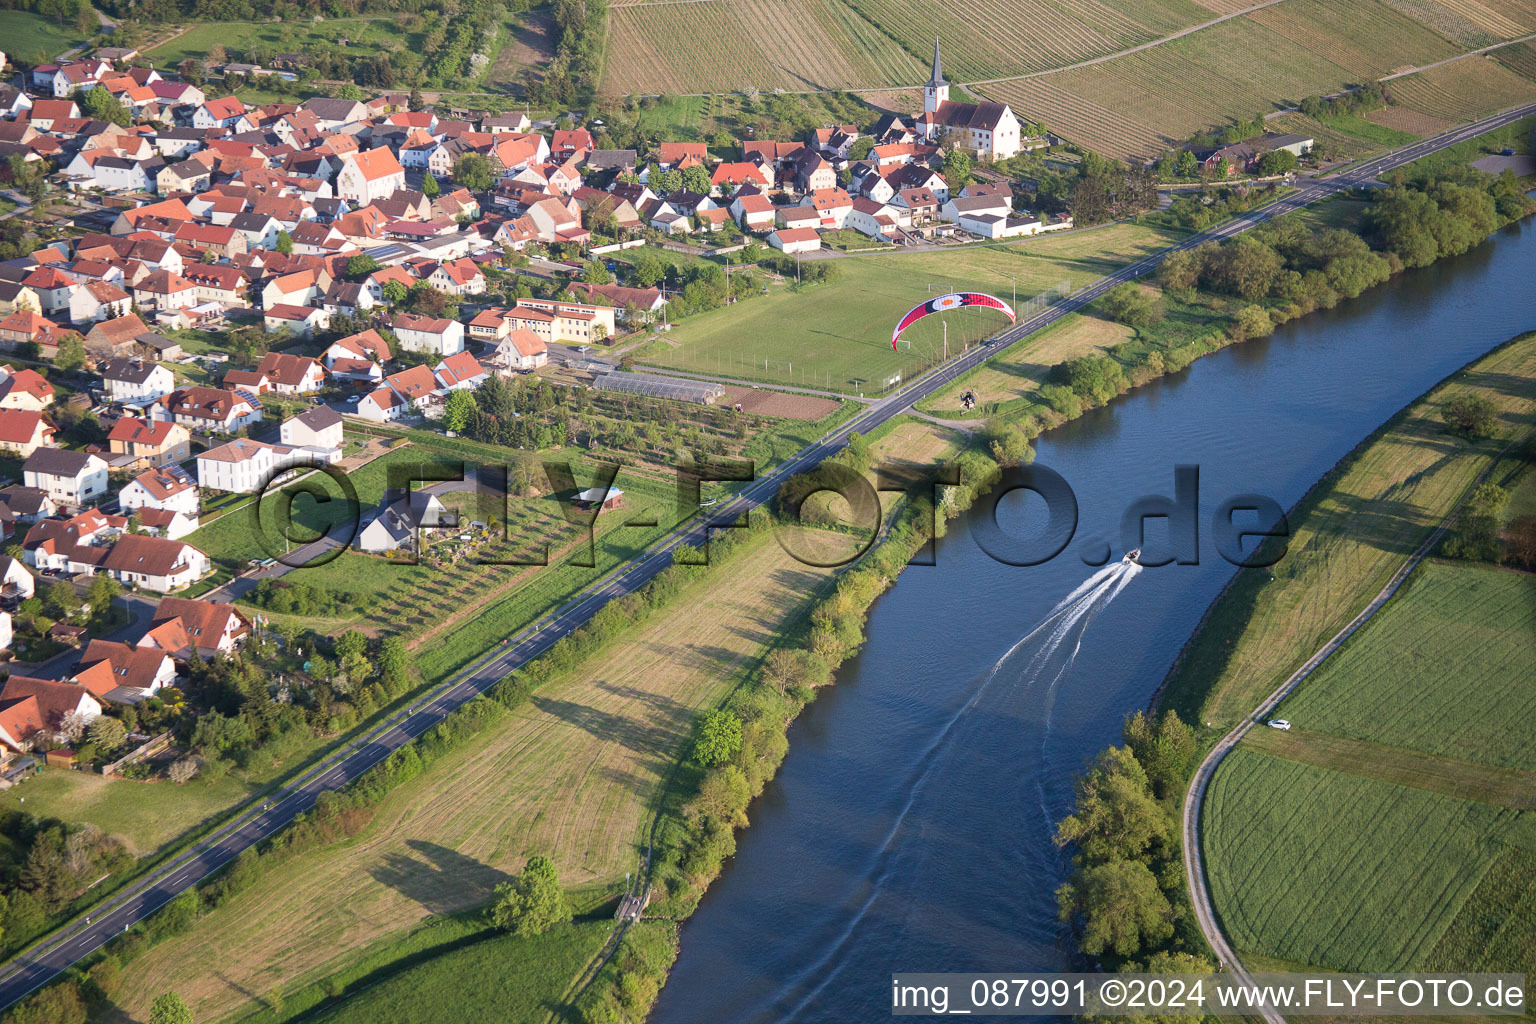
689,709,742,767
453,153,496,192
59,709,91,744
488,855,572,936
1097,283,1162,331
409,86,425,111
443,388,476,433
581,260,610,284
1233,304,1273,340
652,168,682,195
346,254,380,278
1258,149,1298,176
421,171,440,198
1442,393,1497,438
1057,859,1174,956
88,716,127,752
382,279,409,307
148,992,193,1024
1054,747,1170,863
763,648,804,696
44,580,82,619
943,147,973,188
55,335,87,373
274,230,293,255
86,573,121,630
79,86,129,127
168,758,199,784
1443,482,1508,562
681,164,712,194
1121,710,1196,799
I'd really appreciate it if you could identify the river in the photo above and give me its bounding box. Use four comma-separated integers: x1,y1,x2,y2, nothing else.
649,216,1536,1023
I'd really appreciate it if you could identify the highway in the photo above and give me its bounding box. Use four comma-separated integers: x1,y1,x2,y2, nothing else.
0,98,1532,1011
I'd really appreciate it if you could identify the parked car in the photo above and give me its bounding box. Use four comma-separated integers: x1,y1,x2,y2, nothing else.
1267,719,1292,731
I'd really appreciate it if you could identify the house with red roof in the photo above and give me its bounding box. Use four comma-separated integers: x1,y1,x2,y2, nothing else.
119,463,198,518
73,640,176,703
138,596,250,660
0,410,56,458
336,147,406,204
434,351,487,391
109,417,190,469
0,370,55,413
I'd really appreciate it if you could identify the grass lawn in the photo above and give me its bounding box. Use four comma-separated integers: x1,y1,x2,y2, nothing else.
633,222,1185,394
1273,561,1536,772
1400,114,1536,182
0,10,88,62
9,768,255,859
1319,112,1417,148
143,18,425,67
1203,747,1531,971
309,920,610,1024
1160,332,1536,730
107,533,836,1021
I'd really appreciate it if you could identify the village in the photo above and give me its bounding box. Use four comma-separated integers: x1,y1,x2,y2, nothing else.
0,31,1330,784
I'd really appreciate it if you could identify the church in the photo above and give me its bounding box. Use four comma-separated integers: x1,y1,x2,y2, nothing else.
914,41,1023,161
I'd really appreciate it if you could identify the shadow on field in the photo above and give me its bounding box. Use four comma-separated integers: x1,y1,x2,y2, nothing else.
369,841,511,914
531,693,683,768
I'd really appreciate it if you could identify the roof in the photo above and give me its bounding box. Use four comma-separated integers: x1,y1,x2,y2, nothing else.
88,314,150,345
0,695,42,749
346,146,404,183
0,677,89,729
292,404,342,432
146,596,247,652
76,639,169,695
199,437,274,464
0,409,50,445
167,386,252,421
392,312,454,335
386,364,437,400
24,447,102,478
101,533,198,576
101,357,166,385
435,350,485,386
256,351,322,385
127,463,194,500
502,328,546,358
772,227,821,244
108,416,180,445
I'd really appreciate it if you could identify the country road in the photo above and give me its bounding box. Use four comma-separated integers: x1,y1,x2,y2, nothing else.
0,98,1532,1012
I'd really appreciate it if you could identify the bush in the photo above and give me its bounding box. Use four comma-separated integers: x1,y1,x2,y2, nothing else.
1442,394,1497,438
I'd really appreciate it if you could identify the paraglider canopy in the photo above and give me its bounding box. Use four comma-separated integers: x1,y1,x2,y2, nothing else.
892,292,1016,350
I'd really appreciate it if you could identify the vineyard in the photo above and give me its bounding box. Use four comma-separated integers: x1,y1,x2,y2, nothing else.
1365,104,1457,133
980,0,1536,159
602,0,922,94
1204,748,1528,971
1493,38,1536,79
1386,54,1536,121
1276,563,1536,773
1380,0,1536,46
836,0,1203,81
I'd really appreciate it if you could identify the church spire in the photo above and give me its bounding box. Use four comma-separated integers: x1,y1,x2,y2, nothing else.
928,36,946,88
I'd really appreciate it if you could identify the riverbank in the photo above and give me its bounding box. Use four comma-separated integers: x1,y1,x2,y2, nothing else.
1167,333,1536,986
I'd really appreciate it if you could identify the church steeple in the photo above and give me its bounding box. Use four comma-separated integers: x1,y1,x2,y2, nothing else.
923,37,949,115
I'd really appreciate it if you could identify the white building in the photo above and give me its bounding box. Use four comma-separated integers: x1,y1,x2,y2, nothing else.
101,358,175,405
119,464,200,518
197,438,338,494
914,42,1022,161
23,449,109,505
391,313,464,356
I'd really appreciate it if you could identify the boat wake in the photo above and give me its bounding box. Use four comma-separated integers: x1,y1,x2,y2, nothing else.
764,557,1142,1023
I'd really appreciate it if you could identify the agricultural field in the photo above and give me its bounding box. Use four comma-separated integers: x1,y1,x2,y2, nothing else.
602,0,923,95
143,17,425,67
482,8,555,93
1203,747,1533,970
917,312,1134,415
1274,562,1536,772
0,10,87,62
980,0,1465,160
312,920,611,1024
1493,39,1536,79
1159,333,1536,730
634,222,1184,394
1380,0,1536,47
1364,105,1457,135
106,535,836,1022
840,0,1207,82
1385,55,1536,123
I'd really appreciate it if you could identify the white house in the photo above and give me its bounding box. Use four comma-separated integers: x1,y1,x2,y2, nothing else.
101,358,175,404
197,438,337,494
119,463,200,518
23,449,109,505
280,405,345,452
161,387,262,434
336,147,406,205
914,43,1022,160
391,313,464,356
101,534,210,593
766,227,822,255
355,386,407,423
74,639,178,702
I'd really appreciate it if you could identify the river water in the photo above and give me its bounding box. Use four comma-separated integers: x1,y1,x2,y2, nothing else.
650,218,1536,1023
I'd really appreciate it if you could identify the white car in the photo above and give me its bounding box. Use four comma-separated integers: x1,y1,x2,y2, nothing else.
1267,719,1292,731
346,395,360,404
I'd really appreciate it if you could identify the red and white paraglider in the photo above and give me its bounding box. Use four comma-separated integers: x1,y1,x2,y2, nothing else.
891,292,1015,350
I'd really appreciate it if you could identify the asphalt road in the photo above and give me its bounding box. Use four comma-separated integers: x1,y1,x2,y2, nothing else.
0,99,1533,1011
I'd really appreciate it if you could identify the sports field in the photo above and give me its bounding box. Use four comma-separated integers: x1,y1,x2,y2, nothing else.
634,223,1185,394
107,537,836,1022
1160,333,1536,730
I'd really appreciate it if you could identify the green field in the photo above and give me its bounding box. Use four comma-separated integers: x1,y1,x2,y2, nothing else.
1204,747,1533,970
634,223,1186,394
144,17,424,68
310,920,610,1024
1160,333,1536,729
1275,562,1536,771
0,10,88,62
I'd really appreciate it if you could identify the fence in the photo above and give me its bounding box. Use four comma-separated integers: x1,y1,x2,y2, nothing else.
101,732,173,778
590,239,647,256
